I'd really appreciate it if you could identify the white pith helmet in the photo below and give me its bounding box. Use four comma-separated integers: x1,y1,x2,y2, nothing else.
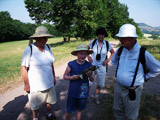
116,24,138,37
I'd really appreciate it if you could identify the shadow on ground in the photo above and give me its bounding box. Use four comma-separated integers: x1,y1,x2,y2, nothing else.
0,95,28,120
0,63,116,120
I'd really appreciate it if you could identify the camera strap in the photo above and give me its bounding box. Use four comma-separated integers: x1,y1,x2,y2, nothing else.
97,42,103,55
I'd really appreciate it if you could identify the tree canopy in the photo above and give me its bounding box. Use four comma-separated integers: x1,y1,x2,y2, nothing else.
0,11,60,42
0,11,36,42
25,0,143,40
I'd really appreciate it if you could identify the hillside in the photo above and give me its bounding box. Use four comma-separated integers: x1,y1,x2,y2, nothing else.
138,23,160,35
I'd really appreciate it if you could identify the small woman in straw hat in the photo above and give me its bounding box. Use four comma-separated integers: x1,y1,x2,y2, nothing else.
21,26,57,120
63,44,94,120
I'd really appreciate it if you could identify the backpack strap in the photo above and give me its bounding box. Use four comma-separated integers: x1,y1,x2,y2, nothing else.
92,39,109,57
105,41,109,59
91,39,97,49
131,46,147,86
115,46,124,77
29,44,50,57
139,46,148,82
46,44,50,50
29,45,32,57
92,39,108,51
106,41,109,52
115,46,148,85
131,52,141,87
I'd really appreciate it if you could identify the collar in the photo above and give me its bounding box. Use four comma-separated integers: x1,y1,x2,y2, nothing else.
96,39,105,44
130,41,140,52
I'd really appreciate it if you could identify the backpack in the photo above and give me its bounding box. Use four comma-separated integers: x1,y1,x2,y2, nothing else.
91,39,109,53
115,46,149,83
27,44,51,71
91,39,109,72
29,44,50,57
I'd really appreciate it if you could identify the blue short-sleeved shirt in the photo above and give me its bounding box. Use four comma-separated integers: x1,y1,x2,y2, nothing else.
68,60,92,98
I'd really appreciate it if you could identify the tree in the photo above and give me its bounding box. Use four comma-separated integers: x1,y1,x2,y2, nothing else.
25,0,77,41
0,11,37,42
73,0,109,40
24,0,143,40
149,35,159,40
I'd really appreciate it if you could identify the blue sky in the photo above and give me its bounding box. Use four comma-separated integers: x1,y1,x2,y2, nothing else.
0,0,160,27
0,0,34,24
119,0,160,27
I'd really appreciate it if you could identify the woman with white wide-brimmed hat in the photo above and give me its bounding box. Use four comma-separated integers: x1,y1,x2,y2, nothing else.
21,26,57,120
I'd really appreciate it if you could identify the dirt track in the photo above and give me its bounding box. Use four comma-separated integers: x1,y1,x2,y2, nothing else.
0,41,160,120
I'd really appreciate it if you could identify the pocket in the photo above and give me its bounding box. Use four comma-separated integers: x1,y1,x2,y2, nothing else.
129,88,136,101
28,91,46,109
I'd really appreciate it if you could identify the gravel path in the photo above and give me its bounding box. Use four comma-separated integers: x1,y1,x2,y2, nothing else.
0,41,160,120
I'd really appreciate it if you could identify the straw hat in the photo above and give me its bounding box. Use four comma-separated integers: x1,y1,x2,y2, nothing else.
116,24,138,37
71,44,93,56
29,26,53,38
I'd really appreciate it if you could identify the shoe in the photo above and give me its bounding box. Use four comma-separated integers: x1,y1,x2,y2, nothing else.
46,114,56,120
94,98,100,105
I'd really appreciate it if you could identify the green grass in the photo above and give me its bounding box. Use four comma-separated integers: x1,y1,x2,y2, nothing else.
0,38,160,87
0,37,115,87
0,37,160,118
116,39,160,61
138,39,160,60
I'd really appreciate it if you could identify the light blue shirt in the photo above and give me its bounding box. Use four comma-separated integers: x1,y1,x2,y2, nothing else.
89,39,113,67
111,42,160,87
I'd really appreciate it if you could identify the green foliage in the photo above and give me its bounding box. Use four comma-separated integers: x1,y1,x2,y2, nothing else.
149,35,159,39
0,11,36,42
0,11,61,42
24,0,143,40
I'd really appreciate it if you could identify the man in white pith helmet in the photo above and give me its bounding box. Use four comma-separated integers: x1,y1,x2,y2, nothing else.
111,24,160,120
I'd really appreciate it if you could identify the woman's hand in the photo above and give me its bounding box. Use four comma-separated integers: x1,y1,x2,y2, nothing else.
21,66,30,93
87,56,93,63
102,59,110,66
24,84,30,93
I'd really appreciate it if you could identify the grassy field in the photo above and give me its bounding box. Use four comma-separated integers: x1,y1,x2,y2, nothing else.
0,37,160,119
0,37,160,89
0,37,115,92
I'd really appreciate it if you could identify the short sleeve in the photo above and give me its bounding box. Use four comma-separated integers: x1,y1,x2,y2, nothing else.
88,39,95,49
46,44,56,62
108,42,113,51
21,46,31,67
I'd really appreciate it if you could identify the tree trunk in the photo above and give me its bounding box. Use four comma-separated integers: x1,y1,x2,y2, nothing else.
68,36,70,42
64,37,67,42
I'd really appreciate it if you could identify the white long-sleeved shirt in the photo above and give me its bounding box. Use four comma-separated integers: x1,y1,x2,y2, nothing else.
111,42,160,87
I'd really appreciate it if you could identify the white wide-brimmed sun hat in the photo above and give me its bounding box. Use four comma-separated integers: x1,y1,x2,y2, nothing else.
71,44,93,56
29,26,53,38
116,24,138,37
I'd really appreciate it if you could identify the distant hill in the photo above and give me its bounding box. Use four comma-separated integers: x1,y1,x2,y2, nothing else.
138,23,160,35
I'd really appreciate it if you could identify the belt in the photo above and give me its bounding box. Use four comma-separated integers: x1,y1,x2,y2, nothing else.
117,81,139,90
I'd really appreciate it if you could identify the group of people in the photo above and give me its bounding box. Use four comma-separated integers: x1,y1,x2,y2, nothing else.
21,24,160,120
